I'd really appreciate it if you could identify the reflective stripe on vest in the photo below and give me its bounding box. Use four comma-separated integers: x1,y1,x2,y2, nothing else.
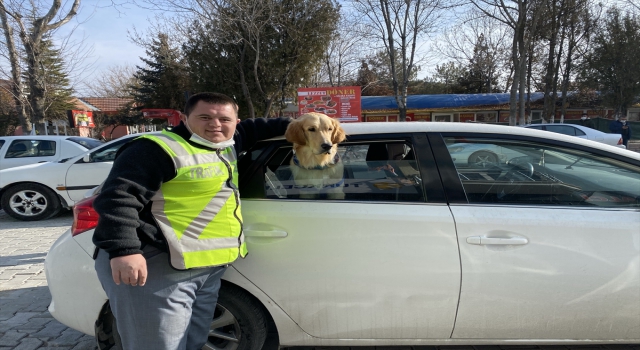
137,130,247,270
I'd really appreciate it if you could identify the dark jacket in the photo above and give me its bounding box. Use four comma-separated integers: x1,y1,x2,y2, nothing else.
609,120,632,140
92,118,290,259
579,118,594,129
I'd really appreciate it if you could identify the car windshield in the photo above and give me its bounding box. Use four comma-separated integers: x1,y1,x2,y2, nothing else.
67,137,103,150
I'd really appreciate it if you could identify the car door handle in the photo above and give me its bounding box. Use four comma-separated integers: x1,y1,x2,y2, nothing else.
466,236,528,245
244,229,288,238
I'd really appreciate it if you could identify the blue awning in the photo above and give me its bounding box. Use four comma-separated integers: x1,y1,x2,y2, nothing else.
361,93,545,111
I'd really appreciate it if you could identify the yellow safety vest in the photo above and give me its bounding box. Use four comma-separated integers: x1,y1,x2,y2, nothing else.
138,130,248,270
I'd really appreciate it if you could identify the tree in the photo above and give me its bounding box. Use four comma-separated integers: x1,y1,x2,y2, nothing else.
0,0,80,134
32,35,74,121
88,64,140,98
352,0,442,121
456,34,500,93
468,0,545,125
317,17,361,87
178,0,339,118
579,9,640,116
355,60,393,96
131,33,189,111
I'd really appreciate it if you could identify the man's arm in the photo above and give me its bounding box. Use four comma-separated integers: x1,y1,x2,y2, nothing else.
234,117,291,153
92,139,175,285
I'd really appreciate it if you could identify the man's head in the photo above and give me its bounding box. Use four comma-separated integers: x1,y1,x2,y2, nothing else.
620,115,627,124
181,92,240,143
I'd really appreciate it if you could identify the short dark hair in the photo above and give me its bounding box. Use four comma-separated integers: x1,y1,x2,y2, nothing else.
184,92,238,117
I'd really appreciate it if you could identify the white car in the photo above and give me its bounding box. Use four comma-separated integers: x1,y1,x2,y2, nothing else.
524,123,625,148
0,135,103,170
0,133,151,221
45,123,640,350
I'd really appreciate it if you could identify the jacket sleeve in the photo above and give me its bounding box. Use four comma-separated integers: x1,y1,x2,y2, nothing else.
92,139,175,259
234,117,291,153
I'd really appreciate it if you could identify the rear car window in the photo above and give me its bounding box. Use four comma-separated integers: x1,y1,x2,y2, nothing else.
4,140,56,158
258,141,424,202
67,137,103,150
444,137,640,208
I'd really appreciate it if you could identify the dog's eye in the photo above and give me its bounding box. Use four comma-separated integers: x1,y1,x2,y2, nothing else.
328,128,333,131
308,127,316,132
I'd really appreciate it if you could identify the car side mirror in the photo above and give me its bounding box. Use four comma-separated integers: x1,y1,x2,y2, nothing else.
83,154,91,163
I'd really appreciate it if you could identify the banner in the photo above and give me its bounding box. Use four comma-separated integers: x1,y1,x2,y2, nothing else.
67,110,95,128
297,86,361,122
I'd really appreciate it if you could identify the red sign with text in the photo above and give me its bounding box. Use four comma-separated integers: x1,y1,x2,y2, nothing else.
68,110,95,128
297,86,361,122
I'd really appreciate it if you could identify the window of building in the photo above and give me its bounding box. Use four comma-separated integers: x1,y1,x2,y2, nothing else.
444,137,640,208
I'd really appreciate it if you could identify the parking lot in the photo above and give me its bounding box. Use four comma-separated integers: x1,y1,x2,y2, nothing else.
1,209,639,350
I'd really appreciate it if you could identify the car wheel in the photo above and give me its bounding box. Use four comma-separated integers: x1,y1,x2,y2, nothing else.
468,151,498,168
95,302,122,350
95,288,271,350
204,287,269,350
0,183,61,221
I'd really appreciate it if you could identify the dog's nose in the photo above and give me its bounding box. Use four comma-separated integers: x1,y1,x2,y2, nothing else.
321,143,332,151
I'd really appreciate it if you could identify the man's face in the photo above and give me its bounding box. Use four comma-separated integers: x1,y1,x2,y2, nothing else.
182,101,240,143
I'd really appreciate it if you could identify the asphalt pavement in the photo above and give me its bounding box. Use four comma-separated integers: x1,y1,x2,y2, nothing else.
1,209,639,350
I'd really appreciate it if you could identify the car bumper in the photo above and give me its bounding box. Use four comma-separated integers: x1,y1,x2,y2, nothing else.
44,229,107,336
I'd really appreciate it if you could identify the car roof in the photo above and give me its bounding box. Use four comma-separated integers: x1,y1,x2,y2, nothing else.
0,135,76,140
271,122,640,160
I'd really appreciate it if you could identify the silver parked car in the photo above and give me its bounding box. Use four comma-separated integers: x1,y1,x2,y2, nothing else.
524,123,625,148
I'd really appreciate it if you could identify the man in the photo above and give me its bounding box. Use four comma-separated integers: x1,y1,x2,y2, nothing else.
579,113,594,129
93,92,290,350
609,115,632,147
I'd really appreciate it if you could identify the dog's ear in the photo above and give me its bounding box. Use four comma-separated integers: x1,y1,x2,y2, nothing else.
331,118,346,144
285,119,306,145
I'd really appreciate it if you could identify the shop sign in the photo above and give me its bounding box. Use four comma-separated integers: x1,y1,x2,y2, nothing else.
297,86,361,122
67,110,95,128
367,115,386,122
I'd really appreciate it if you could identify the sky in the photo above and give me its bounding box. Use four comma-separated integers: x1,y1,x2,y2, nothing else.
55,1,156,95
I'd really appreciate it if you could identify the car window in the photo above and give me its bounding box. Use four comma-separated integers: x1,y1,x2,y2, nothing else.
444,137,640,208
67,137,103,149
573,127,586,136
0,140,5,148
87,138,131,162
545,125,577,136
259,141,424,202
4,140,56,158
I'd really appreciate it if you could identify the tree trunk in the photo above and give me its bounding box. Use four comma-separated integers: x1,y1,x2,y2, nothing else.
237,43,256,119
0,1,30,133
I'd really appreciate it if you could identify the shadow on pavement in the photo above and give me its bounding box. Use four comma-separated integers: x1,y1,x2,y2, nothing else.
0,209,73,229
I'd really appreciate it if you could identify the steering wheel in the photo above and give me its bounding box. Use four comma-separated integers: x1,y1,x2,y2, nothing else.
495,159,535,200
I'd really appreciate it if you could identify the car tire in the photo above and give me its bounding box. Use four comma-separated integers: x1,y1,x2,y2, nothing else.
0,183,61,221
205,286,269,350
94,287,271,350
95,302,122,350
468,151,498,168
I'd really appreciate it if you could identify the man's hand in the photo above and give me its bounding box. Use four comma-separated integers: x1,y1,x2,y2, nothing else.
110,254,147,287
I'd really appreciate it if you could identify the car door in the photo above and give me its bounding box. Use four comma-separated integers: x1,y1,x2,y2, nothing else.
1,139,59,170
430,133,640,340
233,133,461,339
64,138,131,201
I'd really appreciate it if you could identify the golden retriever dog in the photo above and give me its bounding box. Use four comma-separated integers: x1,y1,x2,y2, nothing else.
285,112,347,199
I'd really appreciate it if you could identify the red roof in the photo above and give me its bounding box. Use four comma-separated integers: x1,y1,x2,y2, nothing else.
78,97,133,112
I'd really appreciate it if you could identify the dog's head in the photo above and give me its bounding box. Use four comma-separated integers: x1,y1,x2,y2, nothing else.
285,112,346,154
